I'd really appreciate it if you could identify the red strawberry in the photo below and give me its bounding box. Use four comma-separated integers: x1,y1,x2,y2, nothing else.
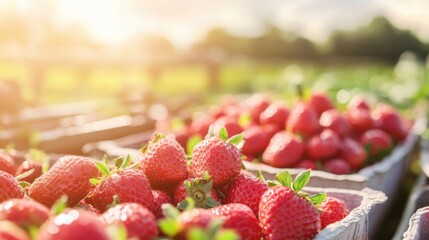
262,131,305,168
340,138,367,170
259,102,289,130
259,170,324,240
0,171,24,202
246,94,270,123
373,104,408,141
224,174,269,216
177,208,214,238
0,153,16,176
307,129,341,160
347,108,374,133
241,125,271,157
173,177,220,209
360,129,392,157
190,115,214,138
75,200,100,216
0,198,50,228
28,156,99,208
319,109,351,138
87,168,154,213
151,190,172,219
309,93,334,116
15,161,42,184
348,96,370,111
319,196,350,229
0,221,31,240
212,116,243,137
140,134,188,190
210,203,262,240
287,102,320,137
323,159,351,174
101,203,158,240
38,209,109,240
191,128,242,188
295,159,318,170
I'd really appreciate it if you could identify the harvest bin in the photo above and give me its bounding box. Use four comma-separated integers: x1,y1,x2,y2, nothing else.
401,206,429,240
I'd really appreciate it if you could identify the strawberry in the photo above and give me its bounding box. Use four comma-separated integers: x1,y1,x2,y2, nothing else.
87,167,154,213
360,129,392,157
0,153,16,176
347,108,374,133
259,170,325,240
246,94,270,123
295,159,318,170
373,104,408,141
241,125,271,157
0,198,50,228
319,196,350,229
262,131,305,168
15,161,42,184
259,102,289,130
319,109,351,138
152,190,172,219
0,220,31,240
190,115,214,138
176,208,214,238
224,174,269,216
75,200,100,216
0,171,24,202
309,92,334,116
140,134,188,190
340,137,367,170
191,128,242,188
210,203,262,240
348,96,370,111
38,209,109,240
306,129,341,160
323,158,351,174
173,177,220,209
28,156,99,208
212,116,243,137
101,203,158,240
287,102,320,137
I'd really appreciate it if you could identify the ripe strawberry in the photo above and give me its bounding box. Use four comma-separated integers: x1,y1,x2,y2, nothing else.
246,94,270,123
0,220,31,240
173,177,220,209
259,170,325,240
152,190,172,219
340,137,367,170
0,198,50,228
15,161,42,184
347,108,374,133
38,209,109,240
309,93,334,116
190,115,214,138
210,203,262,240
323,159,351,174
287,102,320,137
101,203,158,240
140,134,188,190
319,109,351,138
224,174,269,216
373,104,408,141
0,153,16,175
191,128,242,188
360,129,392,157
212,116,243,137
262,131,305,168
241,125,271,157
295,159,318,170
259,102,289,130
307,129,341,160
319,196,350,229
348,96,370,111
177,208,214,238
0,171,24,202
28,156,99,208
87,168,154,213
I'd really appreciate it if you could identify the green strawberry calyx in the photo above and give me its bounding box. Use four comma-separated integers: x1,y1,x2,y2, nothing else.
90,154,137,186
207,125,244,149
178,173,220,210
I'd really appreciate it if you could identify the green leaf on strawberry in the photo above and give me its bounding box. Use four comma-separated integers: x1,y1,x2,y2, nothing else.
219,127,228,141
96,161,110,177
293,169,310,192
276,171,292,189
310,193,327,206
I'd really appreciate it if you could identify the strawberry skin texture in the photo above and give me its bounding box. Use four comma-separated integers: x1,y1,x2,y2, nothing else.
319,196,350,229
224,174,269,216
210,203,262,240
0,170,24,202
88,168,154,213
0,198,50,228
287,102,320,137
306,129,341,160
319,109,351,138
101,203,158,240
0,153,16,176
15,161,43,183
191,137,241,188
140,137,188,190
38,209,109,240
241,125,271,157
259,186,321,240
259,102,289,130
262,131,305,168
151,190,172,219
28,156,99,208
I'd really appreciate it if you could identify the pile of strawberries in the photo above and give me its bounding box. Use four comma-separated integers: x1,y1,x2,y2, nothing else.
159,92,411,174
0,128,350,240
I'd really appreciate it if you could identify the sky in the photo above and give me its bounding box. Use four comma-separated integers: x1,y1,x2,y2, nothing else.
3,0,429,49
